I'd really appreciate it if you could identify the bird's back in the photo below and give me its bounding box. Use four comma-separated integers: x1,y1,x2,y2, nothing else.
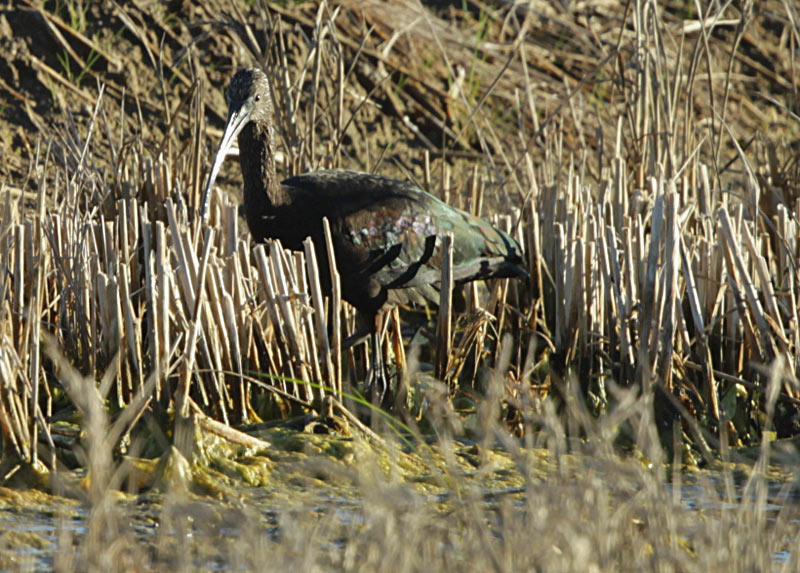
261,169,525,313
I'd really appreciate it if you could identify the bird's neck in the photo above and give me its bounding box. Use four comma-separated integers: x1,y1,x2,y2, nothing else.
238,121,289,214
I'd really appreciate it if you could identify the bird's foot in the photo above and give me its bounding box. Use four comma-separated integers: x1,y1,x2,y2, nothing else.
364,366,391,410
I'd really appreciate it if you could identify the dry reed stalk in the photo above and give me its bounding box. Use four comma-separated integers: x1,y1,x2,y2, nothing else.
719,208,772,361
175,227,215,418
423,149,431,190
0,0,798,472
254,245,290,390
205,260,234,415
322,217,343,398
435,233,454,382
222,283,246,419
656,191,680,390
601,222,634,379
448,309,492,386
191,399,271,450
681,235,720,421
269,240,312,399
389,307,407,406
304,237,336,398
154,222,170,399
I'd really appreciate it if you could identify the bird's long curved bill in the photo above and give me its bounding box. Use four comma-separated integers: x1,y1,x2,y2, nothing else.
199,104,250,221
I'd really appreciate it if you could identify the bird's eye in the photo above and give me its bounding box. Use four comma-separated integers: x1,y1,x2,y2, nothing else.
255,94,262,102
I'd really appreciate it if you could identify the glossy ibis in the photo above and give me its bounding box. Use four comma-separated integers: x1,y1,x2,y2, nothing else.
201,67,525,399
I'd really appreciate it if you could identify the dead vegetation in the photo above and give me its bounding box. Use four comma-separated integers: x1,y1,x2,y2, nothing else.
0,0,799,568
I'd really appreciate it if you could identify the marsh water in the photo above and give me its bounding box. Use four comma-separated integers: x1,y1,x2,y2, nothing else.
1,430,798,571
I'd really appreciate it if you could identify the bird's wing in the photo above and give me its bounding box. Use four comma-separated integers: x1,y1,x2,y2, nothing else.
282,170,525,289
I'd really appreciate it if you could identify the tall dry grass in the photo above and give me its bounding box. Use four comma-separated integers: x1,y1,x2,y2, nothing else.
16,346,797,571
2,0,797,454
0,0,799,568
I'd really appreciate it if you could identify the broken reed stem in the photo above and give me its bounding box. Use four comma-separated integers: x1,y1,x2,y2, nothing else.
191,398,272,450
304,237,336,399
436,233,454,382
176,227,215,418
322,217,343,398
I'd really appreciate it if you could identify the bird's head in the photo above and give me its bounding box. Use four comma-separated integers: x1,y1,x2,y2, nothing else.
200,67,273,220
226,68,273,125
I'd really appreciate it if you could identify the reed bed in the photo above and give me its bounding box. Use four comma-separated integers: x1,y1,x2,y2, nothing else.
0,0,799,570
0,0,798,484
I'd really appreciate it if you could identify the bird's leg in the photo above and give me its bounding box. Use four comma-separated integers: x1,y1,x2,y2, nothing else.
366,312,390,408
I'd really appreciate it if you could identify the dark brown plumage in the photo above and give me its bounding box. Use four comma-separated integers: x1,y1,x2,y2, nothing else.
201,68,526,398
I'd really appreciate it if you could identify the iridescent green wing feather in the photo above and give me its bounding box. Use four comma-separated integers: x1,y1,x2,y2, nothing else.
282,170,524,289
